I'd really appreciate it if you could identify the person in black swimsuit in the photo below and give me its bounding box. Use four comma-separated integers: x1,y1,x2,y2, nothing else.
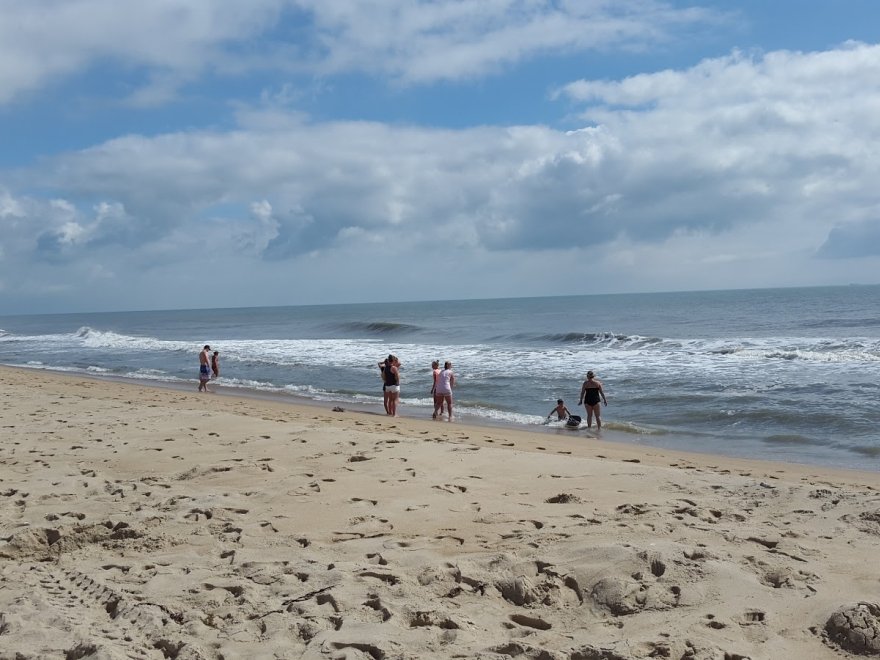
378,355,401,416
385,356,401,416
578,370,607,429
378,355,394,415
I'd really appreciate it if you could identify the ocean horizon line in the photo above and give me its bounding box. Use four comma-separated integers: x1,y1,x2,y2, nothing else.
2,281,878,319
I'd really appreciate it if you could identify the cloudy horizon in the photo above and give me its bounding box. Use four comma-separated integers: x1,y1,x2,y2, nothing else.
2,0,879,315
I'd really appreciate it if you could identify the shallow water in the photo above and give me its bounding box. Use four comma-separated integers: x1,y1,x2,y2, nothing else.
2,285,879,469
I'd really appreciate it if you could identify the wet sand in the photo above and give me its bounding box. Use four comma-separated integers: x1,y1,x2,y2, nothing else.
1,365,879,659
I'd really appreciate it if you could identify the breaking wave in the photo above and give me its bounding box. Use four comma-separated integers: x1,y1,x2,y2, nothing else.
336,321,423,335
498,331,664,347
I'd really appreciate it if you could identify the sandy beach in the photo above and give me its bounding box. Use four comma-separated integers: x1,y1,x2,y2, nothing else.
1,365,879,659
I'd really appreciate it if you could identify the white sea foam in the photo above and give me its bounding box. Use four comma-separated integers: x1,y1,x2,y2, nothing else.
123,370,181,383
453,405,544,426
9,324,880,369
218,377,280,390
78,327,194,353
16,362,81,373
10,324,880,394
0,332,78,343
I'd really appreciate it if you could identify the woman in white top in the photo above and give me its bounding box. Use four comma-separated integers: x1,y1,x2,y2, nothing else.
434,361,455,421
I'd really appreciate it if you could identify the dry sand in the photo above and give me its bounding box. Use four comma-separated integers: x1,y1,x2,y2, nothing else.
1,365,879,659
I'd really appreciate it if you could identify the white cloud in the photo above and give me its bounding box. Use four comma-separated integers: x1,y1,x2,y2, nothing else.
0,0,286,104
0,0,724,105
0,188,25,218
242,200,281,254
4,40,880,311
290,0,726,83
555,42,880,243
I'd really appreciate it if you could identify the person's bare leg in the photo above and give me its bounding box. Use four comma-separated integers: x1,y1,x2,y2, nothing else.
446,395,453,421
594,405,601,430
586,406,594,428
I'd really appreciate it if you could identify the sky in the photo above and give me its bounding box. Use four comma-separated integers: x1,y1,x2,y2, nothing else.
2,0,880,314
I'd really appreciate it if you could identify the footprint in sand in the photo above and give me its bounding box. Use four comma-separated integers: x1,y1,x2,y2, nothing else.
183,509,214,522
739,609,766,625
364,595,393,622
433,484,468,494
359,570,400,586
509,613,552,630
704,613,726,629
435,534,465,546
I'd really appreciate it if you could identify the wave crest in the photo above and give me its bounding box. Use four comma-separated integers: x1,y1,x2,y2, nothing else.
602,421,668,435
804,317,880,329
338,321,422,335
504,331,661,347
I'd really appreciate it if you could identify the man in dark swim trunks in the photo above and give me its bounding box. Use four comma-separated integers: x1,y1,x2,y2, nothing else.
198,345,212,392
578,370,607,429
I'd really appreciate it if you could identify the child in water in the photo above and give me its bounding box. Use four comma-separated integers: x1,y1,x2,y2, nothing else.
546,399,572,422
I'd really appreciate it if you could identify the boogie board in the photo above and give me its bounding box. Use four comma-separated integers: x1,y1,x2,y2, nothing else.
565,415,582,428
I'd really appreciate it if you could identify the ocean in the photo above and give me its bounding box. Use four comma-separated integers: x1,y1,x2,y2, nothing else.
2,285,879,470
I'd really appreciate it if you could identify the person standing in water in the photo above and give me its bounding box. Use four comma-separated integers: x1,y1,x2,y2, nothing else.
211,351,220,379
578,370,607,429
378,356,393,415
435,361,455,421
198,345,212,392
431,360,442,420
385,356,401,416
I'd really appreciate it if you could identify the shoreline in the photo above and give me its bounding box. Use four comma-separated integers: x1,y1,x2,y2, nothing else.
2,363,879,485
6,361,878,474
2,364,880,658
